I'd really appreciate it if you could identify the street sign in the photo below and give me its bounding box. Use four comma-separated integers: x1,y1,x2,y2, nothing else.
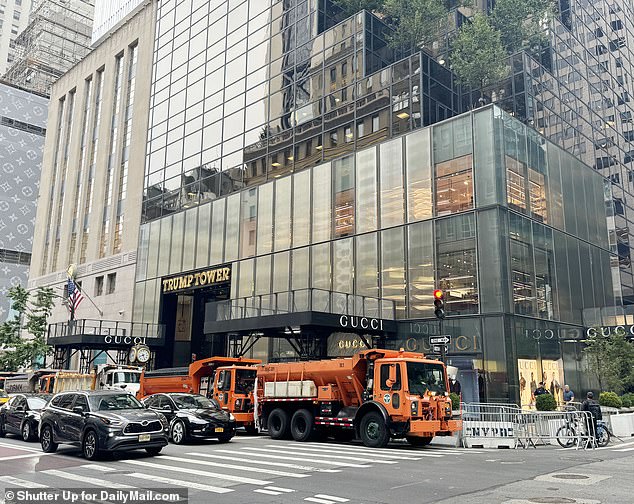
430,336,451,345
432,345,448,353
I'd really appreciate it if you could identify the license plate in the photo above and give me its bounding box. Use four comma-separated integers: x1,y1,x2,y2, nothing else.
214,427,224,433
139,434,151,442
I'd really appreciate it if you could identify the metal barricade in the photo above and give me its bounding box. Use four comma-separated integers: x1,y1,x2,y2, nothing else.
460,402,598,450
461,403,522,448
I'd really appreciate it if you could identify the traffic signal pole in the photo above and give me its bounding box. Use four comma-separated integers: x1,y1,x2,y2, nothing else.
433,289,447,363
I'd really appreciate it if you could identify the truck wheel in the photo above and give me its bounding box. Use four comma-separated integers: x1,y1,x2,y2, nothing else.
268,408,290,439
40,425,58,453
360,411,390,448
290,409,314,442
406,435,432,447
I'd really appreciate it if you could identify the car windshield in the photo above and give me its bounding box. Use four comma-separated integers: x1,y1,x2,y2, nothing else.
26,397,48,409
235,369,256,394
406,362,447,396
172,394,217,410
112,372,141,384
92,393,144,411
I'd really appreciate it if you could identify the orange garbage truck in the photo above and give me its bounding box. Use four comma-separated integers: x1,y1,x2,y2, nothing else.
138,357,261,432
255,348,462,447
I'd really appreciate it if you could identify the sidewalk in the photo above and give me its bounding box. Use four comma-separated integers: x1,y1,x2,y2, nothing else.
432,453,634,503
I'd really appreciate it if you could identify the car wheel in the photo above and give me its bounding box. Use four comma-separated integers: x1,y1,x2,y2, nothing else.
290,409,314,442
360,411,390,448
0,419,5,438
145,447,163,456
217,433,233,443
267,408,290,439
82,430,101,460
40,425,58,453
21,422,34,442
171,420,187,444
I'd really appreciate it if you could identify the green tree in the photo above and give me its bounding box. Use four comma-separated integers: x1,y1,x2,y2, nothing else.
382,0,452,50
583,329,634,394
450,14,507,101
0,286,55,371
491,0,556,56
331,0,385,17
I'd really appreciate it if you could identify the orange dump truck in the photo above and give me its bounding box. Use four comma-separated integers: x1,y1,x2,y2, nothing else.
256,349,462,447
137,357,261,431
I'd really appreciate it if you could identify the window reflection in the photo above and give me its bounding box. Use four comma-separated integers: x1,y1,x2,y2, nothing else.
334,155,355,237
435,155,473,216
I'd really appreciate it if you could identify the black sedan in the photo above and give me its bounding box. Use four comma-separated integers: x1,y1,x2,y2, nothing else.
0,394,49,441
39,390,169,460
142,393,236,444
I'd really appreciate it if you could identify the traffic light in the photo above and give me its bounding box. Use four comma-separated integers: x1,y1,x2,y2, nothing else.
433,289,446,319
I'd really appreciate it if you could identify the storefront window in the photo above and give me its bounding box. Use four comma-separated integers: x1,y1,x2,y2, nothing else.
293,170,311,247
240,188,257,258
355,146,377,233
380,138,405,227
355,232,379,299
257,183,273,255
169,212,184,274
506,156,527,213
225,193,240,262
334,155,355,237
312,162,331,243
381,227,406,318
408,221,434,318
195,203,211,269
405,128,432,222
436,213,478,314
274,177,292,251
435,155,474,216
210,197,226,265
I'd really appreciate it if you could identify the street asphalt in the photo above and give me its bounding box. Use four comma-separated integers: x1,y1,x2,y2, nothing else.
0,431,632,504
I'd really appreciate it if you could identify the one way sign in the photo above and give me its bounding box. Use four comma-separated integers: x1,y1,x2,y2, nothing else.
430,335,451,345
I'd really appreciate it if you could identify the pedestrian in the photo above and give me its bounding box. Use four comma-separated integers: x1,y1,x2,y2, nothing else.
533,381,549,396
581,391,602,440
450,376,461,395
563,384,575,404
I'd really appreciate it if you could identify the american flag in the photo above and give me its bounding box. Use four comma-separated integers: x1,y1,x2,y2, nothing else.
67,278,84,314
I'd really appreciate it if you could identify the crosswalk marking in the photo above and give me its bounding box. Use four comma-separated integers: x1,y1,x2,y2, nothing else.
81,465,234,494
157,454,310,478
266,444,434,464
126,472,233,494
264,486,295,493
243,446,397,464
229,448,372,468
0,476,47,488
613,447,634,452
254,489,283,496
118,458,272,486
0,453,54,462
189,451,342,473
315,495,350,502
42,469,133,489
305,497,345,504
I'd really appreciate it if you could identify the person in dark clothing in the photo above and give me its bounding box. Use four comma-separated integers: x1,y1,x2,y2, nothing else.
450,377,461,395
533,382,549,396
581,391,602,440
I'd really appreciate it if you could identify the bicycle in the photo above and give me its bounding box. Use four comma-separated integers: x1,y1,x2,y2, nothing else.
556,415,582,448
596,420,611,448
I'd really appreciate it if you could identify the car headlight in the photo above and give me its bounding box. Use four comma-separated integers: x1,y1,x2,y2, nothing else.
228,413,235,421
96,416,123,427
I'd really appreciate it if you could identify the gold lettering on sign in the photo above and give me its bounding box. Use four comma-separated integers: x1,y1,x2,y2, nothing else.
162,266,232,293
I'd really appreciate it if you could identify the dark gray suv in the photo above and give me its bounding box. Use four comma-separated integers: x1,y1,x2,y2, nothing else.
39,390,169,460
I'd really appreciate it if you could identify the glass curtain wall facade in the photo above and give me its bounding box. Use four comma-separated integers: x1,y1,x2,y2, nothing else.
136,104,614,404
486,0,634,312
142,2,459,222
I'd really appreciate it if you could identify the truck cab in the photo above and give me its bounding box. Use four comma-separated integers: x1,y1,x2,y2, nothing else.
368,356,456,446
212,366,258,432
97,366,142,394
